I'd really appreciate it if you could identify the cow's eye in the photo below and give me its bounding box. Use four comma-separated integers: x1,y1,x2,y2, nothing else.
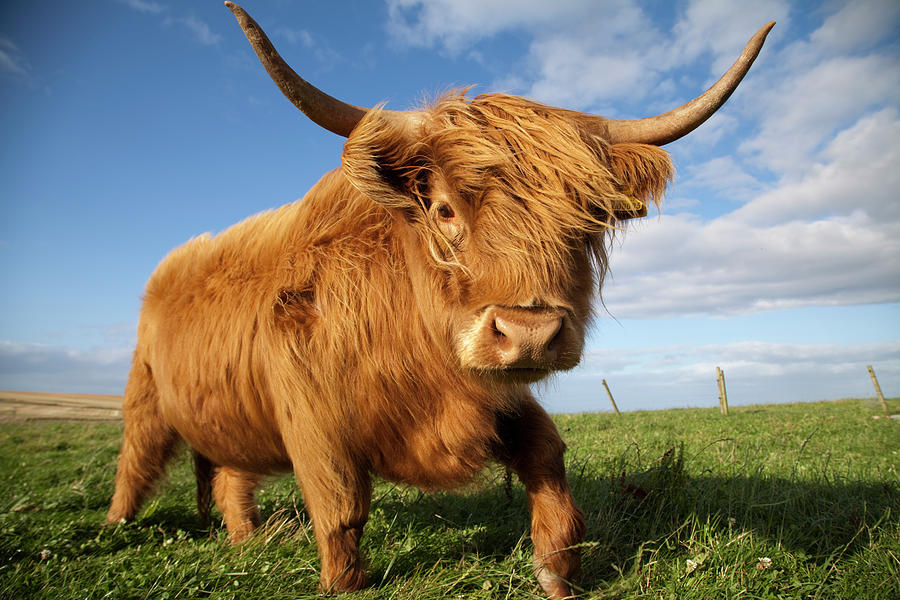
435,203,455,220
430,201,464,245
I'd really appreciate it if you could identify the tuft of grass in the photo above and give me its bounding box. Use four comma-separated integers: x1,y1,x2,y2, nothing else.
1,397,898,599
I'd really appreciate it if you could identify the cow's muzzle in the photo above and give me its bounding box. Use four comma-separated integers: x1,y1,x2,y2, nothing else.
491,307,564,368
458,305,581,381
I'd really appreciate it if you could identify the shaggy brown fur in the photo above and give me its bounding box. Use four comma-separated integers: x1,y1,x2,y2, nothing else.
107,92,673,598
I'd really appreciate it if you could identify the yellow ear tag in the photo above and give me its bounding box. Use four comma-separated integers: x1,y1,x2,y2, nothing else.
613,198,646,220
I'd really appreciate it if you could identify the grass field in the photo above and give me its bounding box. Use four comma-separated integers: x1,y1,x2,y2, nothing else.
1,397,898,599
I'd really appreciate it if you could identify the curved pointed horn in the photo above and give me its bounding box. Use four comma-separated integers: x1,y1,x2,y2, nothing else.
225,2,374,137
591,21,775,146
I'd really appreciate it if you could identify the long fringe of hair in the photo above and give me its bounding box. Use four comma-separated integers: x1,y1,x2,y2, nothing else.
342,90,673,290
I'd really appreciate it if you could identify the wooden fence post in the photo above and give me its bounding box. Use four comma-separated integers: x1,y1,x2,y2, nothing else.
867,365,889,417
601,379,620,415
716,367,729,416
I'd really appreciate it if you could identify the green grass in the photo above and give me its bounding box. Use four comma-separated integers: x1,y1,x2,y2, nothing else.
1,397,898,599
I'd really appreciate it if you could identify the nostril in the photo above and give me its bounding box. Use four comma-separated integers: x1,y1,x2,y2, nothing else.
491,318,506,339
545,318,564,354
491,317,513,352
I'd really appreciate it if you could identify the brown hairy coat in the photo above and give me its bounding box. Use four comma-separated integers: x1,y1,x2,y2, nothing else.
107,92,673,598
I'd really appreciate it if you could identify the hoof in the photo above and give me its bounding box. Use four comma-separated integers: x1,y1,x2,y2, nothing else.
535,563,577,599
320,567,368,595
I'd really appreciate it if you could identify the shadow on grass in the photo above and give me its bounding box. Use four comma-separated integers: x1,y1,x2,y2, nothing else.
60,446,897,595
570,447,899,588
330,446,896,592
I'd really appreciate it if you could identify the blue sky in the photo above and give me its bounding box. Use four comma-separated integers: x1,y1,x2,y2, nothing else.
1,0,898,413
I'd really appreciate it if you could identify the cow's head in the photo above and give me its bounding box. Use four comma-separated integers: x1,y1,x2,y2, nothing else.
226,2,773,384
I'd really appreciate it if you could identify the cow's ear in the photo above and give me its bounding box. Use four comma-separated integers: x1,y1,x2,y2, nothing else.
341,110,427,218
607,143,673,220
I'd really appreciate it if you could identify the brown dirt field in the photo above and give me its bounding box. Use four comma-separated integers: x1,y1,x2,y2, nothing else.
0,391,123,422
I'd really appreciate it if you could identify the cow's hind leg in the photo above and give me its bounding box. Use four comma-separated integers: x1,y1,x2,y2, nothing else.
211,466,262,543
495,400,585,600
193,450,215,527
107,359,180,524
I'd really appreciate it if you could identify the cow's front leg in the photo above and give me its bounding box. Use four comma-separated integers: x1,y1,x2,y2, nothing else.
292,456,372,593
496,400,585,599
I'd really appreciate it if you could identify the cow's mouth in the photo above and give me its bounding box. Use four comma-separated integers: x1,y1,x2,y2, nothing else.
483,366,553,384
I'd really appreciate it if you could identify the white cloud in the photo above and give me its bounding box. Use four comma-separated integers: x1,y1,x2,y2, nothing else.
580,340,900,380
122,1,222,47
603,4,900,320
669,0,789,75
606,212,900,318
600,107,900,319
680,155,764,203
734,108,900,225
740,53,900,176
0,341,130,395
385,0,662,111
525,37,660,111
169,16,222,46
0,37,30,78
386,0,789,116
810,0,900,54
276,28,315,48
386,0,611,52
540,340,900,412
116,0,165,14
273,28,342,71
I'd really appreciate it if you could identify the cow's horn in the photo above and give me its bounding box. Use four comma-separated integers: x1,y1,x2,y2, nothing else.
226,1,378,137
593,21,775,146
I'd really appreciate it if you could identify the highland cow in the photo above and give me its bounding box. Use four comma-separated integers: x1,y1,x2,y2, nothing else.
107,3,773,597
